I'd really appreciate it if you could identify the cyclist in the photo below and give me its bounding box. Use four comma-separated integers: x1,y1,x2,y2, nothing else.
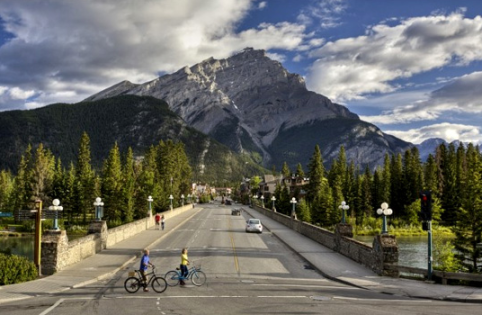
140,249,153,292
180,248,190,285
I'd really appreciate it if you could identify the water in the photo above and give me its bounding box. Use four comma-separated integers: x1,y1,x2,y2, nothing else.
0,234,85,261
354,235,452,269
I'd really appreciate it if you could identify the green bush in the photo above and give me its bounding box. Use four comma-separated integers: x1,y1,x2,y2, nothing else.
0,253,38,285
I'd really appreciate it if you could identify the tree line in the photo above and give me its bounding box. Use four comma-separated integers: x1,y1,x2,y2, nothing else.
267,143,482,272
0,132,192,227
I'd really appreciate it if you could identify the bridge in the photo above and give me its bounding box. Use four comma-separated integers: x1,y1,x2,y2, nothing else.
0,201,481,314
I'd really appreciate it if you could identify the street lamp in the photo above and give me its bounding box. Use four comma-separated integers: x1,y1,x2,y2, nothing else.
169,194,174,210
290,197,297,220
147,196,153,217
49,199,63,230
377,202,393,234
339,201,350,224
181,194,185,206
93,197,104,221
271,196,276,212
260,195,265,208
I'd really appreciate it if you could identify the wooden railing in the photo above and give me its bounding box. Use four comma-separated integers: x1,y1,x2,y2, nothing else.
386,265,482,284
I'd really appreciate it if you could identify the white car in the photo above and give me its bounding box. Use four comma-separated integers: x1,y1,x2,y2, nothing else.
246,218,263,233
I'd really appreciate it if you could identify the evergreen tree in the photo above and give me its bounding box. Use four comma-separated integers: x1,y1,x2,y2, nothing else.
101,142,123,223
441,143,458,225
381,153,391,204
360,166,373,220
424,154,438,193
296,197,311,223
13,145,33,212
390,154,403,218
295,163,305,178
282,162,291,178
75,132,96,223
453,143,482,272
123,147,136,222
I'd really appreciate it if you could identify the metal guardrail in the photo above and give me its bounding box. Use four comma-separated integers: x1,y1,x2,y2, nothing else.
386,265,482,284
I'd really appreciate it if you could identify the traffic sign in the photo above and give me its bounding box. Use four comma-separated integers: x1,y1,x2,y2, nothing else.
0,212,13,217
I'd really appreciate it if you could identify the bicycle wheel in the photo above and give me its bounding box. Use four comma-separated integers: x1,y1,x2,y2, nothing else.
165,270,180,286
152,276,168,293
191,270,207,286
124,277,141,293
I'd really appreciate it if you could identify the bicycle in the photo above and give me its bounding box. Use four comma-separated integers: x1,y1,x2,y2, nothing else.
124,265,168,293
164,263,207,286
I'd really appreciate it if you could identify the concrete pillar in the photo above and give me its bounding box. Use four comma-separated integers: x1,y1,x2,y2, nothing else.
373,234,399,277
88,220,108,251
41,230,69,275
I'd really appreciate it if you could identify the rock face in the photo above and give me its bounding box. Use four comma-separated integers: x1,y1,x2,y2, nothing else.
86,48,412,169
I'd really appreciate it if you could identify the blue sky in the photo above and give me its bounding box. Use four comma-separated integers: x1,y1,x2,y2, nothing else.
1,0,482,145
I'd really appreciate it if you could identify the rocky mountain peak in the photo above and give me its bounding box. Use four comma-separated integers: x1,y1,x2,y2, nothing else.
84,48,410,169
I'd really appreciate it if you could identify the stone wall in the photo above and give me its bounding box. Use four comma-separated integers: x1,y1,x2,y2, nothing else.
252,205,398,276
41,204,194,275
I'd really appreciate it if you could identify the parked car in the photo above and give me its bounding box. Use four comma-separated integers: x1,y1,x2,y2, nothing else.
245,218,263,233
231,208,241,216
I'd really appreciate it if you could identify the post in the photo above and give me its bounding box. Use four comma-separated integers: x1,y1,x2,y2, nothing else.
147,196,153,218
290,197,297,220
169,194,173,211
34,199,42,275
428,220,433,280
339,201,349,224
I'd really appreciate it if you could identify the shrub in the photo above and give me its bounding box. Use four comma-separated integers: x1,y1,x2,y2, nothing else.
0,253,37,285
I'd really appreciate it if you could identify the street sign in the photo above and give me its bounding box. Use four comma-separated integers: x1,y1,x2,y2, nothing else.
0,212,13,217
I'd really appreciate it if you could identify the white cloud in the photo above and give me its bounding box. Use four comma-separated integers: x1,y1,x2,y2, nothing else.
298,0,347,29
258,1,267,10
306,10,482,102
360,71,482,125
386,123,482,145
0,0,314,111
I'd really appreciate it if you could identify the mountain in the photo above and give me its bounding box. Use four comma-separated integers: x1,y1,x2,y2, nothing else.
86,48,412,170
0,95,265,181
416,138,469,161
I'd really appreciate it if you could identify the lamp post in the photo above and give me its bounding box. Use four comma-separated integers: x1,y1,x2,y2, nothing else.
169,194,174,210
290,197,297,220
260,195,264,208
181,194,185,206
147,196,153,217
93,197,104,221
339,201,350,224
271,196,276,212
377,202,393,234
49,199,63,230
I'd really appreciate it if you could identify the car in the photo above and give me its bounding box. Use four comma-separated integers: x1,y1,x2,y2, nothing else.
245,218,263,233
231,208,241,216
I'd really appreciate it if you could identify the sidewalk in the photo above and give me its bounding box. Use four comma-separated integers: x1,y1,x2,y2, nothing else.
0,207,201,305
1,204,481,305
243,206,482,303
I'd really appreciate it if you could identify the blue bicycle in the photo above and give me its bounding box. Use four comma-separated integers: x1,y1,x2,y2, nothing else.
164,263,206,286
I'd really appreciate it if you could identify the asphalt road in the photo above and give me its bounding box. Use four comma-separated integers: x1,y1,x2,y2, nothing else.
1,202,481,315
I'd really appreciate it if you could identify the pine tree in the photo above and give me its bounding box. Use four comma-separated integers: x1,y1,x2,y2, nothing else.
76,132,96,223
13,145,33,212
101,142,123,223
381,153,391,204
360,166,373,220
441,143,458,225
295,163,305,178
0,170,14,213
452,143,482,272
123,147,136,222
282,162,291,178
390,153,403,218
424,154,438,193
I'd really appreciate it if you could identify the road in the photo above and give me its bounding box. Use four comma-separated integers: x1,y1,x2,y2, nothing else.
1,202,480,314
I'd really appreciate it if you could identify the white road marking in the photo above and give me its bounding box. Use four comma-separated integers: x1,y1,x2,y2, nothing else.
39,297,94,315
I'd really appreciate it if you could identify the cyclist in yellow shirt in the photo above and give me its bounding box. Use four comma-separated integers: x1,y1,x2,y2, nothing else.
180,248,190,285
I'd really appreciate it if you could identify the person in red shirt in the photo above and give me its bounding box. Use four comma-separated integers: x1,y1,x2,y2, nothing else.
154,213,161,230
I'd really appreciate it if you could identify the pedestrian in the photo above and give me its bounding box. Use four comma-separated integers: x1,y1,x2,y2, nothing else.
154,213,161,230
140,248,153,292
161,215,165,231
180,248,190,285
